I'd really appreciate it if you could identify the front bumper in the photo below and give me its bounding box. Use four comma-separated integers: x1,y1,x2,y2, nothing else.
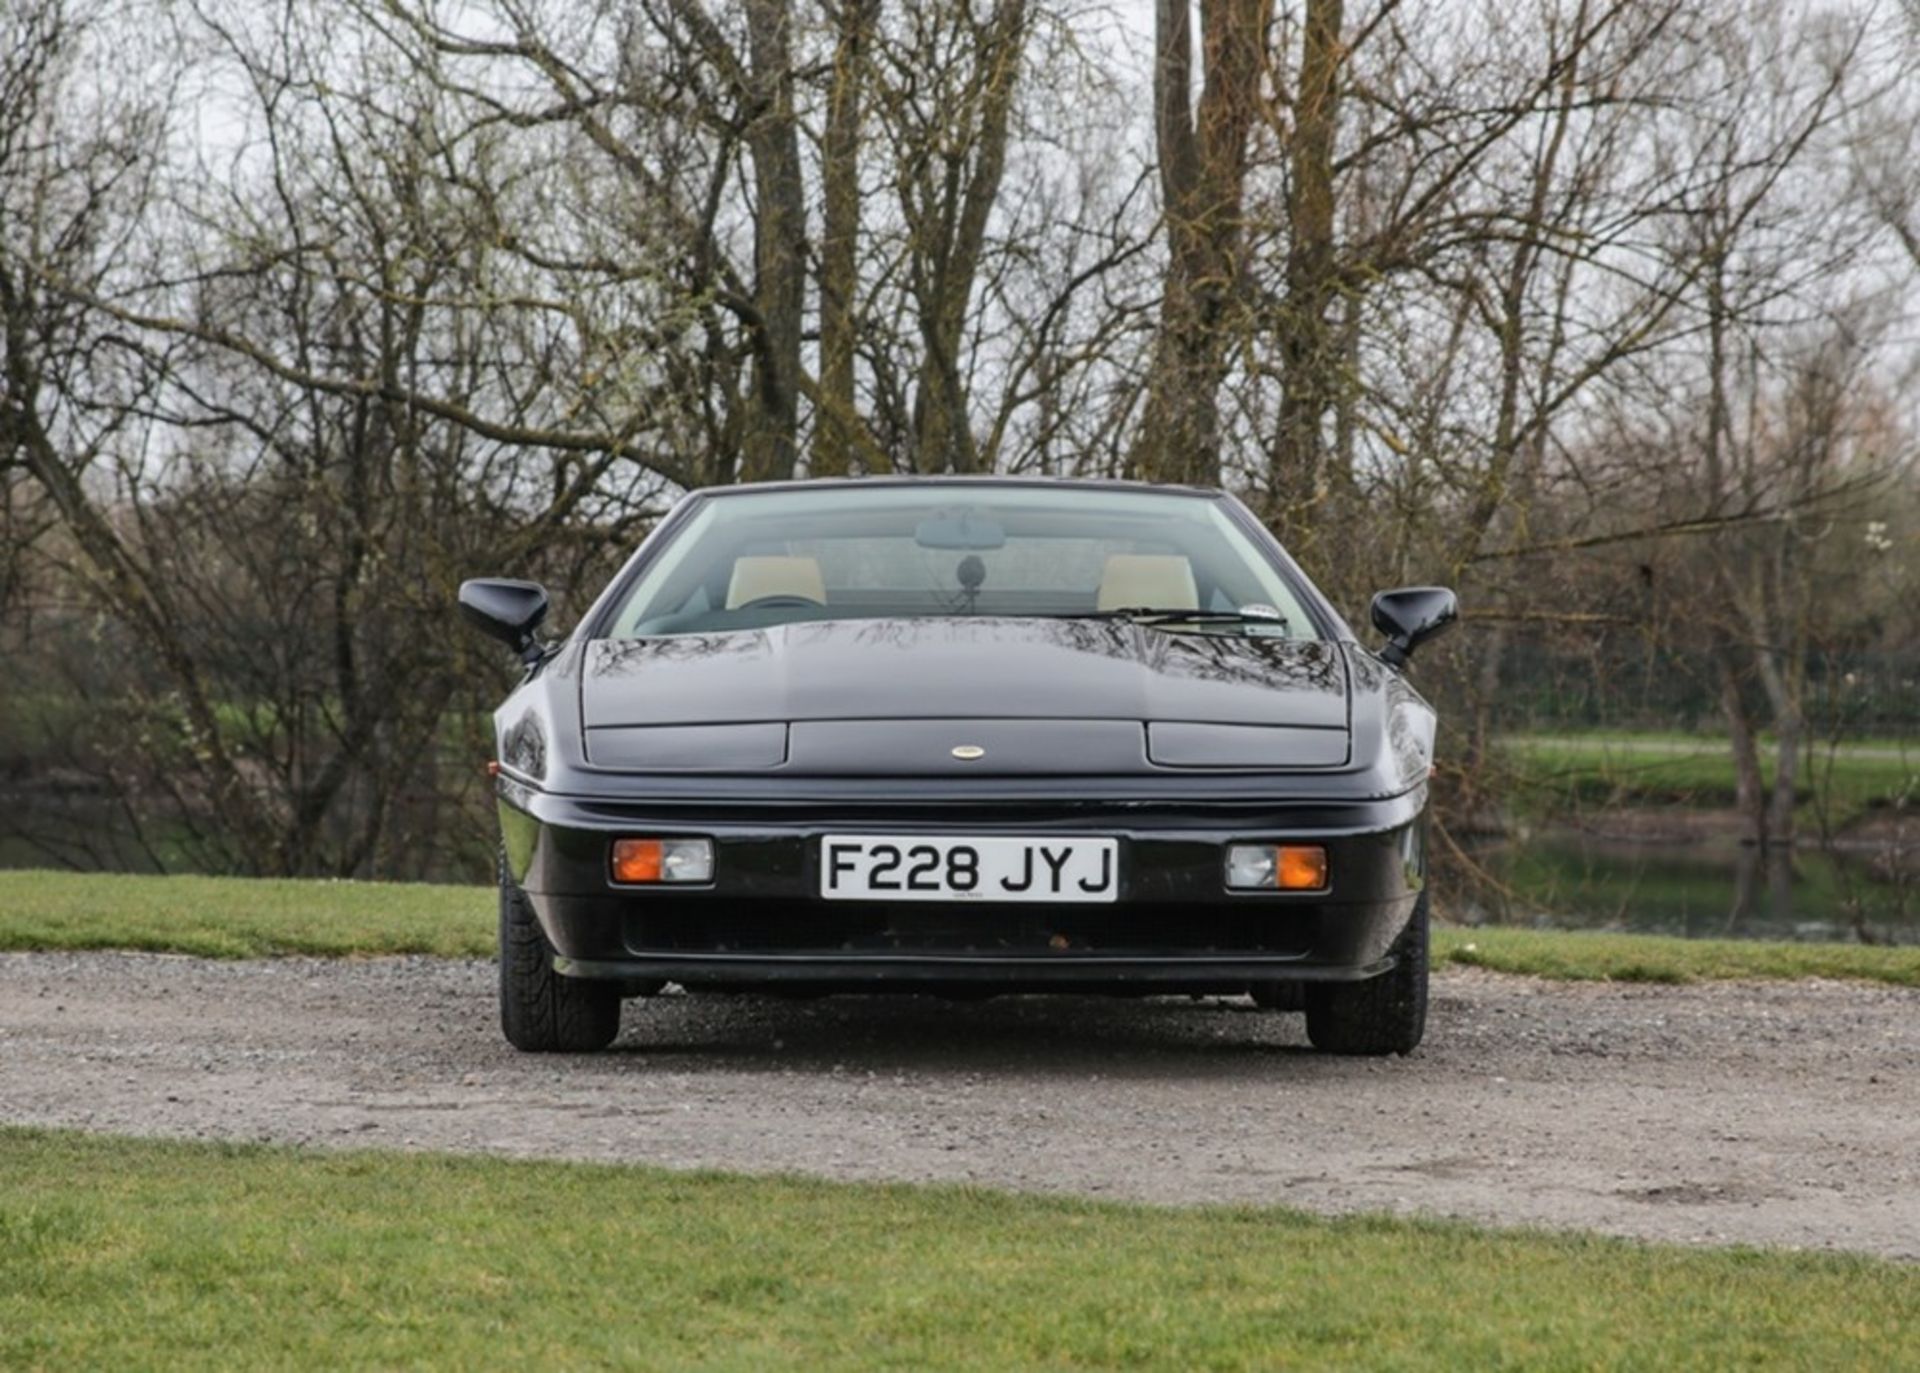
499,782,1428,992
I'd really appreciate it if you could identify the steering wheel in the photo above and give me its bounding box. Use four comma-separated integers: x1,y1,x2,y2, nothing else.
733,594,823,612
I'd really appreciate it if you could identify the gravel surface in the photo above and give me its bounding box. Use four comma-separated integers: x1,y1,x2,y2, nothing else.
2,952,1915,1258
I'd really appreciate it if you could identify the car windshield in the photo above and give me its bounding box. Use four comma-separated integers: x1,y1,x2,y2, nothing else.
603,484,1320,639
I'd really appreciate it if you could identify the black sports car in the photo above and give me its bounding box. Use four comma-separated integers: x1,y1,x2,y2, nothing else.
461,478,1457,1055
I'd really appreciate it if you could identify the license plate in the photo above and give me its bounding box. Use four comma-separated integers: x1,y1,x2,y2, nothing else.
820,836,1118,903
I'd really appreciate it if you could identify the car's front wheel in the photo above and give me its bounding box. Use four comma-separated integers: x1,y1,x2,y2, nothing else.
498,852,622,1052
1304,889,1429,1056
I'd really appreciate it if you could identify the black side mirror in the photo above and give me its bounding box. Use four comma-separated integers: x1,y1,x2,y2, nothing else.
1370,586,1458,669
459,578,551,664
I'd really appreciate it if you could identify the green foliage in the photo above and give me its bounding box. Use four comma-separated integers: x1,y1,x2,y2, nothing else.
1,1129,1913,1370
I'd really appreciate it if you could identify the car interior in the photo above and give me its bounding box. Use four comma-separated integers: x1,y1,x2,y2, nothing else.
609,497,1316,638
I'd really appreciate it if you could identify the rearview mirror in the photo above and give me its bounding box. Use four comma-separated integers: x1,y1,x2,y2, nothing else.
1370,586,1457,669
459,578,550,662
914,510,1006,550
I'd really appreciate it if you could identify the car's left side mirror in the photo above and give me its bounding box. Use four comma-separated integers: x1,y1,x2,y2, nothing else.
1370,586,1458,669
459,578,551,663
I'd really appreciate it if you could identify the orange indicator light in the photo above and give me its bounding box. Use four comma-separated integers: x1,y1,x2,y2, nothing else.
611,838,664,884
1276,845,1330,892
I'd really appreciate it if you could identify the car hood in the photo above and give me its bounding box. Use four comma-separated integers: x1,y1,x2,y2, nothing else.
579,618,1348,730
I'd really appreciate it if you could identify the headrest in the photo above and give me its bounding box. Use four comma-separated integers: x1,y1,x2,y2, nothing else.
1097,554,1197,611
726,555,827,609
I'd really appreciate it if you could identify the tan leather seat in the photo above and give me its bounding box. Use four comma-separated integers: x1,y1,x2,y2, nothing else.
1097,554,1197,611
727,555,827,608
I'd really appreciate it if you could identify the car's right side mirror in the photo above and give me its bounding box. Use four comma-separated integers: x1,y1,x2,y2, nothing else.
1370,586,1458,669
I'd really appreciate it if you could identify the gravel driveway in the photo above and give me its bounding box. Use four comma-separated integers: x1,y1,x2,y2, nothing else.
2,951,1914,1259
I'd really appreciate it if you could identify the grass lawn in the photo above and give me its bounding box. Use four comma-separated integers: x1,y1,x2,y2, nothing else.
1436,925,1919,984
3,867,1917,985
1505,730,1916,752
1504,732,1917,822
0,868,491,959
2,1129,1914,1370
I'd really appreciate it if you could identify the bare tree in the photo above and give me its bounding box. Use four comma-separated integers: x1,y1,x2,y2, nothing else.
4,0,1915,890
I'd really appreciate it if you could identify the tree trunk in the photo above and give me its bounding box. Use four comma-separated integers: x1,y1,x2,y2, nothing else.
1716,648,1769,848
1697,248,1773,848
1269,0,1343,537
906,0,1025,473
741,0,805,483
1753,598,1803,850
1129,0,1269,486
814,0,878,476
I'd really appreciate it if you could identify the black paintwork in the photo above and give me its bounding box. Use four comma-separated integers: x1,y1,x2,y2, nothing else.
471,477,1454,995
581,619,1348,730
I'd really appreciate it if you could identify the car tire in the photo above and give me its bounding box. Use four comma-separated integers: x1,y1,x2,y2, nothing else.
1304,889,1429,1056
498,851,622,1052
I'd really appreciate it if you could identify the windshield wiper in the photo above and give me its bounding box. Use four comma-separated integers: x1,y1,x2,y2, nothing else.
1064,607,1292,631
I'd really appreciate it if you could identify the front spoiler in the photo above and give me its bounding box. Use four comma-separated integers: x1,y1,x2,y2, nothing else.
555,951,1397,985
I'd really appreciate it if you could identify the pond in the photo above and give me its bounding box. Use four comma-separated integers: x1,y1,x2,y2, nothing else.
1461,827,1917,945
